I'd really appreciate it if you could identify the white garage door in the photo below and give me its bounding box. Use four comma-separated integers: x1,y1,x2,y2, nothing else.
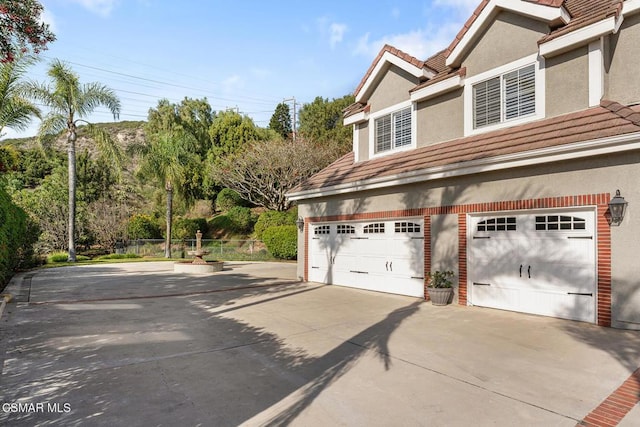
308,219,424,297
468,210,596,323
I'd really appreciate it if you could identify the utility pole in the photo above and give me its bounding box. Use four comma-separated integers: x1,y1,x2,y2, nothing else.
283,97,297,141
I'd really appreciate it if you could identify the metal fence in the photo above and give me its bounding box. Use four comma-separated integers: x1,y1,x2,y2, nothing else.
120,239,275,261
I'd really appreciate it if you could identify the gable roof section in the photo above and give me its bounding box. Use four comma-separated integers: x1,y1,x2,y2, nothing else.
290,101,640,200
445,0,571,67
353,45,436,103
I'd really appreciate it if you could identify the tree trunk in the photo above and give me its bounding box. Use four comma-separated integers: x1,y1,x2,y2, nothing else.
165,183,173,258
67,128,77,262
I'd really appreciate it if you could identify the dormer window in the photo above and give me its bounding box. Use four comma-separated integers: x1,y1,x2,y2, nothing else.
464,54,545,136
374,106,412,154
473,64,535,129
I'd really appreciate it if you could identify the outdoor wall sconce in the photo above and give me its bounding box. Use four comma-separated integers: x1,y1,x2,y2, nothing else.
608,190,628,226
296,217,305,231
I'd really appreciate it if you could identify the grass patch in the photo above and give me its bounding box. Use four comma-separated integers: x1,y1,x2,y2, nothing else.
95,253,141,260
47,252,90,263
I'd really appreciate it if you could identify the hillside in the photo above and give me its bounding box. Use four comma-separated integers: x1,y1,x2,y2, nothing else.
2,121,147,154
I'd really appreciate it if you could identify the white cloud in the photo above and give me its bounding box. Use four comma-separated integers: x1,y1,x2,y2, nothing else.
354,22,460,60
39,8,57,33
391,7,400,19
316,17,348,48
329,23,347,48
68,0,118,17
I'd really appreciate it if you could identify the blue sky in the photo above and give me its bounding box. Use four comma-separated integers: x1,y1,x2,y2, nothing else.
6,0,479,139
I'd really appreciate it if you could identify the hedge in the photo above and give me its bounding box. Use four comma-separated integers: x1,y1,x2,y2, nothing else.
254,207,297,240
216,188,247,212
262,225,297,260
127,214,162,239
0,184,39,286
173,217,208,240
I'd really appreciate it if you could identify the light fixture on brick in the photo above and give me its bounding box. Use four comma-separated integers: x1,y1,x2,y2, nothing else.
608,190,628,226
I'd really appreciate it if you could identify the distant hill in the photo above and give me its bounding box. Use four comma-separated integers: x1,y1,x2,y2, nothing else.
2,121,147,155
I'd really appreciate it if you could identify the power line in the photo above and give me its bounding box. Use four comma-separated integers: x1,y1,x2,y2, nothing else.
39,55,281,106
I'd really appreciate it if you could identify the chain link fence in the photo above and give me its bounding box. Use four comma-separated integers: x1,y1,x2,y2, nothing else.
119,239,275,261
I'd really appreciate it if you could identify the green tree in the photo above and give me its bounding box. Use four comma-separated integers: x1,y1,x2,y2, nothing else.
208,110,263,159
0,0,55,63
298,94,354,155
137,127,196,258
0,55,40,137
143,97,215,201
13,164,68,251
26,59,121,261
269,102,291,139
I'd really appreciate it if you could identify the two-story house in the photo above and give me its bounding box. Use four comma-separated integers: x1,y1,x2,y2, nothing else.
287,0,640,329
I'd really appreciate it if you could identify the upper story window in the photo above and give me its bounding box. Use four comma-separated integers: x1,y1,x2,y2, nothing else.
464,54,544,136
374,107,411,154
473,64,535,129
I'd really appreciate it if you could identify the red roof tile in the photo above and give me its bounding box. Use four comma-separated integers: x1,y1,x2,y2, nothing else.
540,0,622,43
352,44,433,100
294,101,640,194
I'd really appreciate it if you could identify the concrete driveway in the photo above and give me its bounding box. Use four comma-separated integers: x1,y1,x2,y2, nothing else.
1,261,639,426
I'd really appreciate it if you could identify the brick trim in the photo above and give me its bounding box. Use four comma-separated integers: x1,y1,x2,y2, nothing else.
458,213,468,306
424,215,431,301
579,368,640,426
304,192,611,326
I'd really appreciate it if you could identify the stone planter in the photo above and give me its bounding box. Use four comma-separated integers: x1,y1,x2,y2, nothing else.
426,287,453,306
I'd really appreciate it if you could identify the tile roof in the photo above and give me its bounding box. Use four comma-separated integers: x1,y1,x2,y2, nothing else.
352,45,434,100
344,0,624,117
294,101,640,194
540,0,623,43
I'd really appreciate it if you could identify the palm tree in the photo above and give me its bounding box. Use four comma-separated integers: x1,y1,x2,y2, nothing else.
27,59,121,261
137,128,196,258
0,56,41,138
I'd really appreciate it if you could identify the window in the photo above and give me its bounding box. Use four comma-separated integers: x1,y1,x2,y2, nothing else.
477,217,517,232
395,222,421,233
374,107,411,153
363,223,385,234
473,64,535,129
535,215,586,231
314,225,330,235
336,224,355,234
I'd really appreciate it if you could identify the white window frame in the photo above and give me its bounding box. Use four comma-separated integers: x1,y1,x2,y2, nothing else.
464,54,545,136
368,100,417,159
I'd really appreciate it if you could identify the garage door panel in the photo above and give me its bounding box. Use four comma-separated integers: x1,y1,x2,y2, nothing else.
389,257,424,279
309,219,425,298
520,290,594,322
469,210,596,323
472,283,520,311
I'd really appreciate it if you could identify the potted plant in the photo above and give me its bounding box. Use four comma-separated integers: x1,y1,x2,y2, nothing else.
426,270,454,306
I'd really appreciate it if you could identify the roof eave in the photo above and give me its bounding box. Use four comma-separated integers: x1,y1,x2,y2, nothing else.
287,132,640,202
356,51,435,103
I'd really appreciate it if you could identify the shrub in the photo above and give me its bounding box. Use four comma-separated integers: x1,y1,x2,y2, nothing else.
96,253,141,260
216,188,247,212
226,206,257,233
0,184,39,285
47,252,90,263
262,225,297,260
254,207,297,240
173,217,208,240
127,214,162,239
